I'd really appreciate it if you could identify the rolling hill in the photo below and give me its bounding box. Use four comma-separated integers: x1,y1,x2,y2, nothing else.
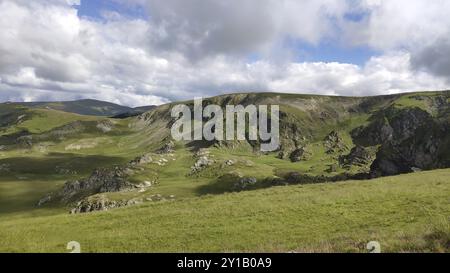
0,91,449,252
4,99,155,117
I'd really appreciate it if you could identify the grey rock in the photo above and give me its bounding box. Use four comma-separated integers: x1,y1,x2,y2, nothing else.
47,166,134,204
289,147,312,162
340,146,374,167
323,131,348,155
96,120,115,133
225,159,235,166
129,154,153,166
157,141,175,154
232,177,257,191
190,156,214,174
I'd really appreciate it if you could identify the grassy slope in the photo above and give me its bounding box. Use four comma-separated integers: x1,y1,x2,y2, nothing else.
0,169,449,253
0,92,447,210
2,108,99,135
0,91,449,252
13,99,133,117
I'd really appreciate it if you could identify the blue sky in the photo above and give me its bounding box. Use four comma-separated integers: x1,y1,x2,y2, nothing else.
76,0,148,20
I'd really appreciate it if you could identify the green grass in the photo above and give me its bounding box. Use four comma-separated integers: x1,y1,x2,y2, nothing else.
393,95,430,111
3,108,99,135
0,169,448,253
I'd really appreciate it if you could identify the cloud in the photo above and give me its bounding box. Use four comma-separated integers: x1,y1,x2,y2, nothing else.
342,0,450,49
411,38,450,82
0,0,449,107
341,0,450,81
127,0,349,60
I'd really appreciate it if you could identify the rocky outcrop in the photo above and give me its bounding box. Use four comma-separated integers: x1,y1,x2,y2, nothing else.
323,131,348,155
340,146,374,167
371,132,448,176
277,111,309,158
289,147,312,162
38,166,134,205
232,177,257,191
96,120,115,133
129,153,153,166
70,193,175,214
16,121,87,148
191,156,215,174
70,195,137,214
351,118,393,147
157,141,175,154
190,149,215,174
351,107,450,177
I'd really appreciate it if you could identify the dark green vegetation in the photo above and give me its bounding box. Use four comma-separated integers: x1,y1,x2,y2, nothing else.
7,99,155,117
0,91,449,252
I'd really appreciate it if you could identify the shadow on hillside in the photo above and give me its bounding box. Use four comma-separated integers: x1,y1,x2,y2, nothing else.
0,153,127,181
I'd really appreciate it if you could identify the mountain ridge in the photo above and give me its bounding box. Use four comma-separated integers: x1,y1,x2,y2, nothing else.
0,90,448,215
1,99,155,117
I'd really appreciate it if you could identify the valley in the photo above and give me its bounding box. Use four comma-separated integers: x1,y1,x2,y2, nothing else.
0,91,449,252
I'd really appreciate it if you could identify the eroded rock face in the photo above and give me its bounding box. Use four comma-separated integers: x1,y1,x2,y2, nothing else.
340,146,374,167
289,147,312,162
70,193,174,214
351,107,450,177
70,195,133,214
39,166,134,205
371,131,448,176
324,131,348,155
351,118,393,147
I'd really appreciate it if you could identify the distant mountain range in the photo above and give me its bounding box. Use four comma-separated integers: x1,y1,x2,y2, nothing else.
3,99,155,117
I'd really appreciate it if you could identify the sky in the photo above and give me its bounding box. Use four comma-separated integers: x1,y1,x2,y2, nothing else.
1,0,450,107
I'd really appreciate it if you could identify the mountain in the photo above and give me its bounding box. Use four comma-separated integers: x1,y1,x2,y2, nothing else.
0,91,449,209
110,105,156,118
5,99,155,117
0,90,449,252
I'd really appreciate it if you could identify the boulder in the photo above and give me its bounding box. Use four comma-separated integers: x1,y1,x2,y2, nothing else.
225,159,235,166
129,153,153,166
289,147,312,162
157,141,175,154
232,177,257,191
190,156,214,174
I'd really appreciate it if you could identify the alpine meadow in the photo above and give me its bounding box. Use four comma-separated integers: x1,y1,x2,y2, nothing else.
1,0,450,256
0,92,449,252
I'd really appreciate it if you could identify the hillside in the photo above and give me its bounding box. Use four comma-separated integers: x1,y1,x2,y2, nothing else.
0,169,448,253
4,99,155,117
0,91,449,214
0,91,449,253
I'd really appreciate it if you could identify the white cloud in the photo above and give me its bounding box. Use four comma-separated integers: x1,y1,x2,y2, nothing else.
347,0,450,50
0,0,449,107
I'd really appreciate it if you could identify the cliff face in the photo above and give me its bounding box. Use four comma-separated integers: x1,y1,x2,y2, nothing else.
368,107,449,176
